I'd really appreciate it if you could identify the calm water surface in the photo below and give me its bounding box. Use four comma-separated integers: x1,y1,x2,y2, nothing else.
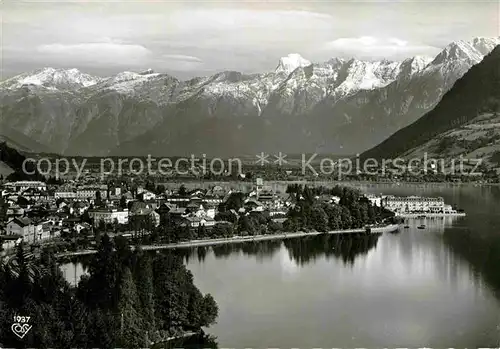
184,184,500,347
62,184,500,347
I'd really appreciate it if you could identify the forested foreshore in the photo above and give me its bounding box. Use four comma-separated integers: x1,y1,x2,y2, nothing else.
145,184,397,244
0,235,218,348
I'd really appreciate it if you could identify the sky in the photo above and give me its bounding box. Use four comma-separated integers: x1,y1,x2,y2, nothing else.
1,0,499,80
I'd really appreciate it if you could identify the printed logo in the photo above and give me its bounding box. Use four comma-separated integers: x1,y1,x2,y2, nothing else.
11,316,32,339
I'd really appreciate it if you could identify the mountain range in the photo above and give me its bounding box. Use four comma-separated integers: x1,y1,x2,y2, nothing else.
361,44,500,169
0,37,499,157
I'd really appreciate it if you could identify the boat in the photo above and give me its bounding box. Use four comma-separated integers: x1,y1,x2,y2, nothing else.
404,225,410,229
417,225,426,229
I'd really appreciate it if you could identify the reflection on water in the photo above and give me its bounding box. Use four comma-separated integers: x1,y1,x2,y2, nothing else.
180,233,380,268
182,185,500,348
59,261,88,286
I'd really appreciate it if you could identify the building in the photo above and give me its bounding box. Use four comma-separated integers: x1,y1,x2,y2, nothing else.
1,235,22,251
55,186,107,200
6,217,40,243
382,196,445,213
76,187,107,200
129,204,160,228
183,216,216,228
365,194,382,207
88,208,129,226
5,181,47,192
203,195,224,205
21,188,50,202
140,190,156,201
244,199,264,212
5,217,54,243
54,189,77,199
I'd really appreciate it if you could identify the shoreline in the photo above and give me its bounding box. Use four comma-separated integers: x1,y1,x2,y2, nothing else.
55,224,399,258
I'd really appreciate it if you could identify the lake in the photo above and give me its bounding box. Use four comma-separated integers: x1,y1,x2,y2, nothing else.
62,184,500,347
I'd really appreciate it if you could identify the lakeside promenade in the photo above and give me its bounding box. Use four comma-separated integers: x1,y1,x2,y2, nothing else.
55,224,399,258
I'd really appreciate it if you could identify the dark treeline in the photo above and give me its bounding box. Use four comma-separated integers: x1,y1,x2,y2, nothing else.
138,184,394,245
284,184,395,232
0,236,218,348
0,142,45,182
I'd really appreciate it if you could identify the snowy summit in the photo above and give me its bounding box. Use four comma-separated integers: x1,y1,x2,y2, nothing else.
275,53,312,74
0,67,101,91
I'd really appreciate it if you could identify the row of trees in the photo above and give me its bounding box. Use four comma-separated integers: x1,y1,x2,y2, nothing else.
284,185,394,232
0,236,218,348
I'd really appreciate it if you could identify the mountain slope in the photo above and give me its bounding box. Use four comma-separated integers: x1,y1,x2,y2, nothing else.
0,125,52,153
1,37,499,157
0,142,45,181
400,112,500,169
361,45,500,162
115,38,498,157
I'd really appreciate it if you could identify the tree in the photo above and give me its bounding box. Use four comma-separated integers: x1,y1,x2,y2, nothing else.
0,232,220,348
214,211,236,223
81,209,92,225
178,185,187,197
117,267,144,347
237,216,255,235
17,196,30,208
155,184,166,195
81,234,118,310
221,192,245,212
200,294,218,327
119,195,127,210
98,219,105,232
309,205,328,232
0,195,7,225
134,253,155,329
268,220,283,233
113,218,119,233
95,191,103,207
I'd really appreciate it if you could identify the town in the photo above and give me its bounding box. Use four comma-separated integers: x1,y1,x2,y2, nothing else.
0,175,466,254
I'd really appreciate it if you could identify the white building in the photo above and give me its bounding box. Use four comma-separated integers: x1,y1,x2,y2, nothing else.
6,181,47,192
55,187,107,200
141,190,156,201
88,208,129,226
365,194,382,207
184,216,216,228
55,190,77,199
382,196,445,213
6,217,55,243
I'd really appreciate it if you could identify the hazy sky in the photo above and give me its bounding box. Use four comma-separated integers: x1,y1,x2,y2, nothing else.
2,0,499,79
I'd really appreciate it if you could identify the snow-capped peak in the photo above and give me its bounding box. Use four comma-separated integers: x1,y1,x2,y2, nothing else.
98,70,164,94
275,53,311,74
401,55,433,76
471,36,500,55
108,70,160,84
431,38,496,65
139,68,155,75
0,67,101,91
